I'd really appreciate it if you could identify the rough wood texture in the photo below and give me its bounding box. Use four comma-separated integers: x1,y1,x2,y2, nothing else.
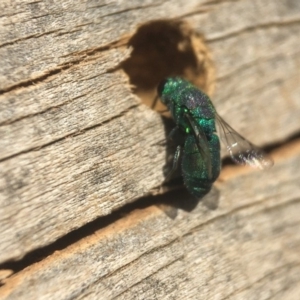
1,141,300,299
1,0,300,298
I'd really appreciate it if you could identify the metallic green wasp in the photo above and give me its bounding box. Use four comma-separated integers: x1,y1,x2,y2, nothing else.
157,77,273,199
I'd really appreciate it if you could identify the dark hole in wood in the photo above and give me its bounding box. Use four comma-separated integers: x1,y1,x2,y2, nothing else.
119,19,215,111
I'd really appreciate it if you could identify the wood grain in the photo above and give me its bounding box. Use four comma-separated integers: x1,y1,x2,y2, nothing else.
0,0,300,298
1,140,300,299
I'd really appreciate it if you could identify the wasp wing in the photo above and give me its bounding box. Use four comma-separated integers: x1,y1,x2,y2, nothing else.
185,113,213,179
215,114,273,170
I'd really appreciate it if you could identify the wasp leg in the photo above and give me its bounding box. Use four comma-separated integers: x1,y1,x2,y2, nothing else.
163,127,185,182
164,145,182,182
151,94,159,109
150,144,182,196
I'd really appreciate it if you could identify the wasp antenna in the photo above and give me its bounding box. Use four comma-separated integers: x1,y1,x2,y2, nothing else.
151,94,159,109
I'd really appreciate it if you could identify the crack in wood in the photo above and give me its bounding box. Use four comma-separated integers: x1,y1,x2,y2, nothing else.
0,29,61,49
100,2,165,19
28,13,49,20
0,80,122,127
0,39,126,96
1,179,299,278
55,28,83,37
178,0,242,19
0,103,139,163
0,93,87,127
178,8,213,19
201,0,240,5
207,18,300,42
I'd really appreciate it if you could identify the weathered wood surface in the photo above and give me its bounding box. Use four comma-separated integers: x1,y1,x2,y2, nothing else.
1,0,300,298
1,141,300,299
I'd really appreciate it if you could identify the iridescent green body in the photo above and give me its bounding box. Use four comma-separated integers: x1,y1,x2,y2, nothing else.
181,133,220,198
158,77,221,198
